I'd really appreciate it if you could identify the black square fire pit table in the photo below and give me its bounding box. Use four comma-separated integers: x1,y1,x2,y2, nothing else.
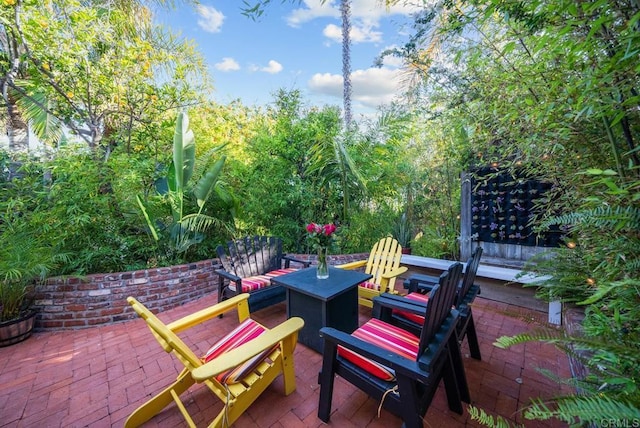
270,266,372,353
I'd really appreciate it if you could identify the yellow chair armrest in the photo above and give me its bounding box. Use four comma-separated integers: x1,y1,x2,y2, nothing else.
336,260,367,270
191,317,305,381
380,266,408,280
168,294,251,333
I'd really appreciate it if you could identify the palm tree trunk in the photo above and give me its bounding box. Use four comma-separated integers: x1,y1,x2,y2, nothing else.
5,98,29,151
341,0,352,128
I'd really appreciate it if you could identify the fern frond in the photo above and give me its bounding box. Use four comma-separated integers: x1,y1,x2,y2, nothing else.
494,328,565,349
626,257,640,271
495,329,639,362
540,206,640,232
468,406,522,428
524,396,640,424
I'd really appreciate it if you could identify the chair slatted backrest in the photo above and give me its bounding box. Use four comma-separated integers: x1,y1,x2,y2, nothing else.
456,247,483,307
366,237,403,290
218,236,282,278
417,262,463,360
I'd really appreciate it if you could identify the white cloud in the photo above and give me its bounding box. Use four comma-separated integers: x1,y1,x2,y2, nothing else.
196,5,225,33
286,0,339,27
287,0,424,27
308,67,403,109
249,60,284,74
323,23,382,44
215,57,240,72
261,60,283,74
322,24,341,42
289,1,418,46
351,0,423,22
379,45,405,67
308,72,343,97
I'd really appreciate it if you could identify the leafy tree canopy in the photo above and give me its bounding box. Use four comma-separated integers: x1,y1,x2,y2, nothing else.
0,0,211,155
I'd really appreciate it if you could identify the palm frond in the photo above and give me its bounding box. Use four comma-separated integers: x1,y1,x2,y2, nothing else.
180,213,221,235
12,82,63,144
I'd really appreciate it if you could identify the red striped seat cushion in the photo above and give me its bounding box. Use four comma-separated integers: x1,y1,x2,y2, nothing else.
202,318,278,384
393,292,429,325
230,268,298,292
358,280,380,291
337,318,419,381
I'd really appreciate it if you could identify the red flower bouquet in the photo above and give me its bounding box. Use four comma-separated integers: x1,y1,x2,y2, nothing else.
305,222,337,279
305,222,337,250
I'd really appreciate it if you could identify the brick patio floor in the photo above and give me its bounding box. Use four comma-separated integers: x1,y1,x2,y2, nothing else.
0,296,572,427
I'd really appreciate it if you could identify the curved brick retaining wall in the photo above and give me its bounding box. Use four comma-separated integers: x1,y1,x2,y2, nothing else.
32,253,368,331
33,259,221,331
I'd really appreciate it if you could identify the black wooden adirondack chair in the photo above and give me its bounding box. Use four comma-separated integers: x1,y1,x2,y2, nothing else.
216,236,309,313
317,263,469,428
397,246,483,360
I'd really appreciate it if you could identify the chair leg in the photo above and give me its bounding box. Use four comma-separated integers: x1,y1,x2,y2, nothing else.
125,369,195,428
440,350,464,415
396,375,427,428
217,277,226,318
448,333,471,404
280,334,298,395
317,342,338,422
464,311,482,360
217,275,225,303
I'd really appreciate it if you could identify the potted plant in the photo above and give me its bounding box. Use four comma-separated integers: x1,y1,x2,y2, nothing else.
392,212,414,254
0,225,66,346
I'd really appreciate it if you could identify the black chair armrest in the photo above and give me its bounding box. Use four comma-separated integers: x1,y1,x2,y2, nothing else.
216,269,242,283
372,294,428,321
282,254,311,268
407,274,440,293
319,327,430,382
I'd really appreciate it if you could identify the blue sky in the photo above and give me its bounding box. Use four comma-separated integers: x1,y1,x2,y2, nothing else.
154,1,422,118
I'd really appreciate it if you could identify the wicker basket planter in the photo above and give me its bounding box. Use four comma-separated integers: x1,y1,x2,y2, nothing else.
0,310,36,347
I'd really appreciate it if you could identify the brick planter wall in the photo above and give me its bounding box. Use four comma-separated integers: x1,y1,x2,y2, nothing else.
33,259,221,331
30,253,369,331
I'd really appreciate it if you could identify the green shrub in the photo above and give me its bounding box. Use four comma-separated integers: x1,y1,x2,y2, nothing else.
411,224,458,259
337,206,397,254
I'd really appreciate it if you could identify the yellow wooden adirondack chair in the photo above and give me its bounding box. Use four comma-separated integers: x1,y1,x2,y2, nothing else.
125,293,304,428
336,236,408,308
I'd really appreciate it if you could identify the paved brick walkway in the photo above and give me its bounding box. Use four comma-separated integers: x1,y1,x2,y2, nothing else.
0,296,571,427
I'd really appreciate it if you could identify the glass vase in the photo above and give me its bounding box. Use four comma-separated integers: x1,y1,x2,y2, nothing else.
316,247,329,279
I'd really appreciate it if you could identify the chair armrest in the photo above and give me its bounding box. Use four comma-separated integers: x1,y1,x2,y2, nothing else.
380,266,408,280
372,294,428,318
216,269,242,283
168,294,251,333
191,317,305,381
335,260,367,270
283,255,311,268
406,274,439,293
319,326,429,382
377,292,425,308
